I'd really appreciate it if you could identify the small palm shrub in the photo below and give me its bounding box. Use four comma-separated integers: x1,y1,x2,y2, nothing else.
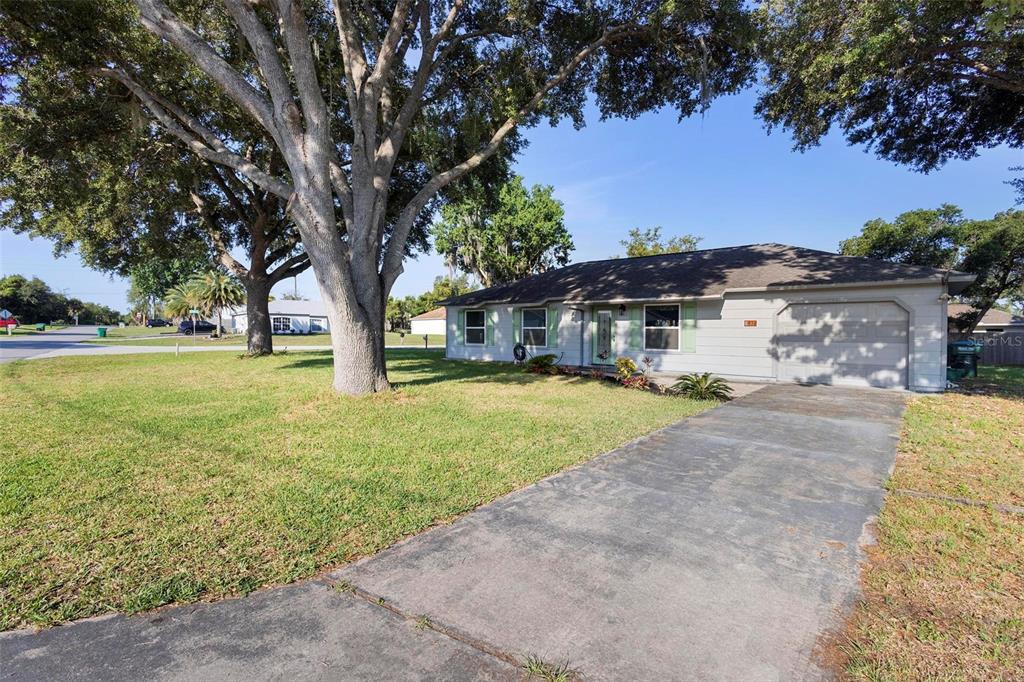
671,372,733,401
524,353,559,374
614,357,638,381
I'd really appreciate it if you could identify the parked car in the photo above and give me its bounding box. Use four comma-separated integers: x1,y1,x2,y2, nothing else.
177,319,220,335
145,318,169,327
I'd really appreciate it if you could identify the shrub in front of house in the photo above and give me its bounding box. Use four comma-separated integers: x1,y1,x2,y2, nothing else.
614,357,638,381
621,374,651,391
671,372,733,401
524,354,560,374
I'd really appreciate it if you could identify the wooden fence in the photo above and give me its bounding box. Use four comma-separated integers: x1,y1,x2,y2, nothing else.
950,331,1024,366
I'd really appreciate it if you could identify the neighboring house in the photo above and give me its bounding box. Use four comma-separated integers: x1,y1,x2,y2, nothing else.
947,303,1024,333
443,243,975,392
226,300,330,335
410,308,446,336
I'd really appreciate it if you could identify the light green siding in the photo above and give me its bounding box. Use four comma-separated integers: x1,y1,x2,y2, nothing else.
547,307,559,348
628,306,642,350
682,302,696,352
485,308,496,346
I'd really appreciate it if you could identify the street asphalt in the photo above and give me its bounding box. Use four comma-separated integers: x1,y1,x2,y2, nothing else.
2,383,906,681
0,326,439,363
0,325,106,363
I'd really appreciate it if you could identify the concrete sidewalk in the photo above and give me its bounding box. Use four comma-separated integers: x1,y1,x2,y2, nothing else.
2,384,905,681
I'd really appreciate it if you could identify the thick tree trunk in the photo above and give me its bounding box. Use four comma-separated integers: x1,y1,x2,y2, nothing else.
244,277,274,356
326,304,390,394
298,215,390,394
317,258,390,394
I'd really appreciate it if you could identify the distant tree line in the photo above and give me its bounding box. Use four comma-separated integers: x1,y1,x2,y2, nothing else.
0,275,122,325
385,276,476,333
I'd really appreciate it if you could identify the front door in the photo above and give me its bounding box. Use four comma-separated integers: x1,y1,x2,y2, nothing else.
594,310,613,364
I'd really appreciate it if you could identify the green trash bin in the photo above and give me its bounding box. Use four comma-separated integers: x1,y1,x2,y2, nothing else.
948,340,982,378
35,323,45,331
97,327,107,338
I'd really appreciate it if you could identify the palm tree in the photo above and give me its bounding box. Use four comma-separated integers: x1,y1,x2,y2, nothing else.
163,283,203,321
187,271,243,337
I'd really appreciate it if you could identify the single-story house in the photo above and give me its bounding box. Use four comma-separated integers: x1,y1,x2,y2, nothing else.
225,299,330,335
947,303,1024,333
442,243,975,392
410,307,446,336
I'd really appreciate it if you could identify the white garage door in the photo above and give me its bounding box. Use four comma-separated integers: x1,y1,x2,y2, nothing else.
775,302,908,389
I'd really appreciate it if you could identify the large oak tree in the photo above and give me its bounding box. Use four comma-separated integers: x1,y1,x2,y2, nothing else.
756,0,1024,171
1,1,314,355
11,0,755,393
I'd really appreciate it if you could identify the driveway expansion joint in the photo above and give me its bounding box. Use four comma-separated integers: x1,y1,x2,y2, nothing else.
330,578,531,673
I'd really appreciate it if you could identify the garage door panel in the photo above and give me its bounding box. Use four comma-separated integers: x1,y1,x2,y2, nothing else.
775,323,908,343
776,342,909,365
775,302,908,389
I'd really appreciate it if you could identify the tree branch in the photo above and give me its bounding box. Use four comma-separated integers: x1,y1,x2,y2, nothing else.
98,68,294,200
381,24,630,291
274,0,330,136
133,0,281,144
222,0,302,142
330,0,369,112
206,163,252,227
269,252,312,283
190,190,250,279
330,160,355,232
364,0,415,102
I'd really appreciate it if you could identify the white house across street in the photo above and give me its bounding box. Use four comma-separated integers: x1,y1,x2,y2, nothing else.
225,300,331,335
410,308,446,336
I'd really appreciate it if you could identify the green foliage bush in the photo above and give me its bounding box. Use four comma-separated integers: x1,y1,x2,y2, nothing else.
615,357,638,380
671,372,733,401
524,353,559,374
621,374,652,391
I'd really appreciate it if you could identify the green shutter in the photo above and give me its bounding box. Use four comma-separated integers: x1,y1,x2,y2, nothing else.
512,308,521,344
628,306,642,351
547,307,559,348
485,308,496,346
682,302,696,352
456,309,465,345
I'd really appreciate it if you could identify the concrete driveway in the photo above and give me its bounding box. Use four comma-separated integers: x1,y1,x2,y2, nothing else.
2,384,905,681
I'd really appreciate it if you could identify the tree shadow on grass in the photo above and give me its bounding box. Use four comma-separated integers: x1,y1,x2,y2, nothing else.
274,350,595,390
960,366,1024,399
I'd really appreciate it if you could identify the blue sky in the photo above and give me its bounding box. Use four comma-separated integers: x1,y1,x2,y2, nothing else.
1,88,1018,310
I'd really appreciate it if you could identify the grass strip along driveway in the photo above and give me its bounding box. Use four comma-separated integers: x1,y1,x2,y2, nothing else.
843,367,1024,680
0,350,710,631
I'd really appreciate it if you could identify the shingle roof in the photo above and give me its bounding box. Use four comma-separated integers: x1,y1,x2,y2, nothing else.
443,243,974,307
948,304,1024,326
411,307,446,321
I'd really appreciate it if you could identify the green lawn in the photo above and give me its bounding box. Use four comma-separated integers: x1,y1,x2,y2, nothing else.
85,331,446,346
843,366,1024,680
0,350,711,630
